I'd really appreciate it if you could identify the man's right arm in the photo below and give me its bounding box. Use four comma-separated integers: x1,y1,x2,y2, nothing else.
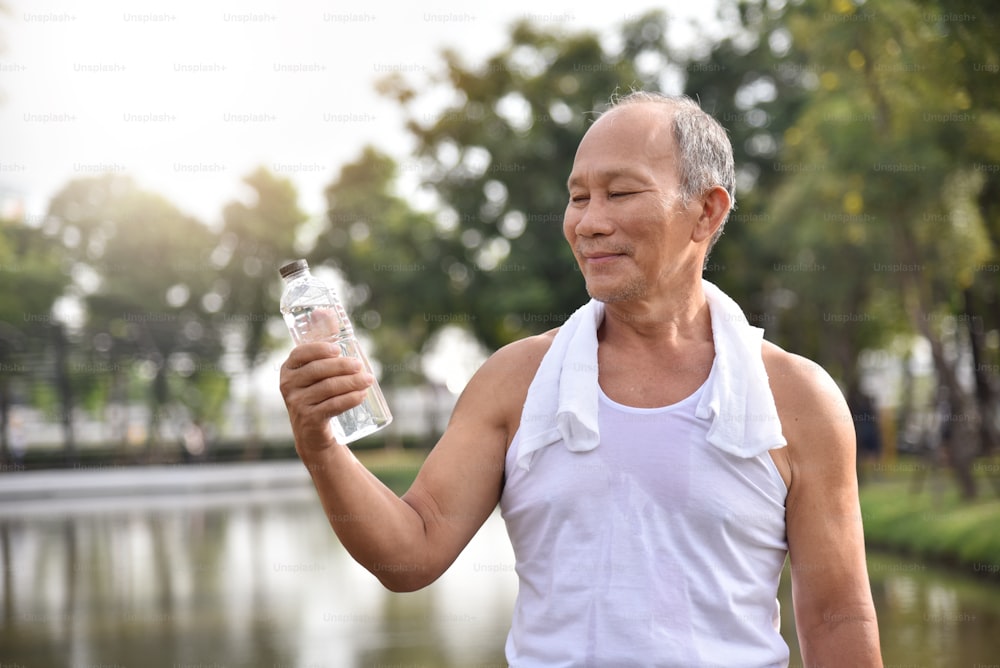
278,335,548,591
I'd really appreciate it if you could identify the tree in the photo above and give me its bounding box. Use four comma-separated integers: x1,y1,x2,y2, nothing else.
942,0,1000,470
45,174,225,460
315,146,462,388
378,13,683,351
0,214,68,462
217,167,308,444
758,0,1000,497
378,2,1000,499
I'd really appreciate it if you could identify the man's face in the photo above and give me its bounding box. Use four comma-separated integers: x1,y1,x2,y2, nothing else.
563,103,703,304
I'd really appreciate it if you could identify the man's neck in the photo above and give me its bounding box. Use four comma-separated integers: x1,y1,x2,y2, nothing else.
598,277,713,350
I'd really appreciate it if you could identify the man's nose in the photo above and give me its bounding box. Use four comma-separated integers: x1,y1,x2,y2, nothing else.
573,199,615,237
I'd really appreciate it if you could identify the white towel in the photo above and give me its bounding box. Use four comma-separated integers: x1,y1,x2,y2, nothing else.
515,279,787,471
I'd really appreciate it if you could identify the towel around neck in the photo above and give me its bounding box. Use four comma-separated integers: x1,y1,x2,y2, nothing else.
515,279,787,471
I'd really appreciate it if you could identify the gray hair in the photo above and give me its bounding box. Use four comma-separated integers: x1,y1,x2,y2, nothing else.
607,91,736,253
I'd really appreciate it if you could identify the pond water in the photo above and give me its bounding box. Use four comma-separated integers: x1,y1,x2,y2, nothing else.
1,484,998,667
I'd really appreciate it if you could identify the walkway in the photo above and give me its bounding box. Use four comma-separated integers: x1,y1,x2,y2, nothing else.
0,460,314,517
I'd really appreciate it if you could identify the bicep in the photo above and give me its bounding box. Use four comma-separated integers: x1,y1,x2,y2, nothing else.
782,368,874,631
399,357,513,578
786,438,869,618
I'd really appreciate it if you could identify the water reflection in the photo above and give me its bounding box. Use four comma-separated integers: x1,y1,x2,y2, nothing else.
0,487,514,667
1,486,999,667
868,554,1000,666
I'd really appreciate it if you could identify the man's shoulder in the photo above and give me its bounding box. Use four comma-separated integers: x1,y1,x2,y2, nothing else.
761,340,842,405
499,327,560,356
456,329,559,440
762,341,853,449
761,341,852,437
483,328,559,385
460,328,560,402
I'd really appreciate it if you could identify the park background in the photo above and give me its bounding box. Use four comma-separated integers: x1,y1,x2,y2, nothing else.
1,0,999,665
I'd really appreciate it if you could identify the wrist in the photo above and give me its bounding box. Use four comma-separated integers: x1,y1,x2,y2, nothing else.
295,436,344,472
291,417,338,453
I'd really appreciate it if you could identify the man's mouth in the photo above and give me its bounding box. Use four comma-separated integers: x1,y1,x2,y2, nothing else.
578,247,630,264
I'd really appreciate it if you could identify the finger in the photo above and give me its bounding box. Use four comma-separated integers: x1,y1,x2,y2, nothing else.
282,342,365,385
280,362,367,406
312,387,373,418
287,385,372,448
284,341,341,369
293,370,374,408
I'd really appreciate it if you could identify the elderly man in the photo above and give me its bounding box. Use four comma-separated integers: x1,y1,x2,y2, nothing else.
279,91,882,667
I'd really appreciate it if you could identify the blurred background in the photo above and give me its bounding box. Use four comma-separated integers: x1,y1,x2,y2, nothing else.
1,0,999,666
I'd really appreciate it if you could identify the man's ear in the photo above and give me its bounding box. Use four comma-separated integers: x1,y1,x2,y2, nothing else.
691,186,731,243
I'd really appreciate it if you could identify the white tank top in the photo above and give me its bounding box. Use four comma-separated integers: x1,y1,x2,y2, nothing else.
500,362,790,667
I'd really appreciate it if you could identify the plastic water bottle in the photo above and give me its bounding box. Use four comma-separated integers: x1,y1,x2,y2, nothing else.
278,259,392,444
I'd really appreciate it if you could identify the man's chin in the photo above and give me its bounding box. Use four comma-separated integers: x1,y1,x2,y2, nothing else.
585,282,643,304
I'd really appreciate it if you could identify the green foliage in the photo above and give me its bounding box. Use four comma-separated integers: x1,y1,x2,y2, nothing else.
316,147,460,385
0,213,71,456
219,167,308,368
756,0,1000,497
680,1,812,295
0,220,65,329
713,0,1000,396
44,174,226,447
170,368,230,427
5,2,999,474
377,13,680,350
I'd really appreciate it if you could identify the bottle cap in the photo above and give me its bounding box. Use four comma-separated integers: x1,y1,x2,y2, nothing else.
279,259,309,279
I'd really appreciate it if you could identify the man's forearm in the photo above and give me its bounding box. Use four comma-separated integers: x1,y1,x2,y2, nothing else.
799,613,882,667
297,444,430,591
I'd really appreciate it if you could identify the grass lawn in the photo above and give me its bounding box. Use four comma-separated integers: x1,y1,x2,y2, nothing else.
859,462,1000,576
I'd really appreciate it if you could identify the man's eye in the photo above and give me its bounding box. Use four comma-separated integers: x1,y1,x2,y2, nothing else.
609,191,635,199
570,195,590,203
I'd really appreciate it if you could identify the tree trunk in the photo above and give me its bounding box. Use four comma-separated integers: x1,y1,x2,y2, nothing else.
966,288,999,457
919,321,979,500
242,366,262,460
146,360,169,463
0,378,9,464
52,323,77,466
108,358,130,461
891,208,979,499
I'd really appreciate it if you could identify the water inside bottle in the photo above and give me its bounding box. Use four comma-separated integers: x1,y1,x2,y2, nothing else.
284,305,349,345
278,260,392,444
330,336,387,442
331,406,384,443
284,305,390,443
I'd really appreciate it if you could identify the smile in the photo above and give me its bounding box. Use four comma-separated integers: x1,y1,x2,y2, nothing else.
585,254,620,263
580,250,627,265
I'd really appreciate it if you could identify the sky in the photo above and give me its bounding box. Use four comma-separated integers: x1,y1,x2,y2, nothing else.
0,0,720,226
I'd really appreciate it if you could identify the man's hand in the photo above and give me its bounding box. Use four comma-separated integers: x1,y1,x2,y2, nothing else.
279,342,374,451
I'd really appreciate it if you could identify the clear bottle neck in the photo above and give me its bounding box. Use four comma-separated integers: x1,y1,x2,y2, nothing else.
281,268,310,284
